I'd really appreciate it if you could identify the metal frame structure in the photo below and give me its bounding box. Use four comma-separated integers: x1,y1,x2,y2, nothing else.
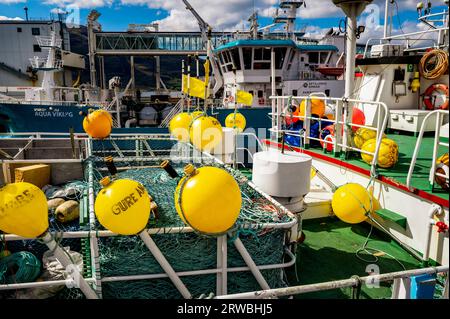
0,133,299,299
268,94,389,177
407,109,450,190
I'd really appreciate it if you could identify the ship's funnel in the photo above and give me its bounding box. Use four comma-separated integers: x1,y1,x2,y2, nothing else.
332,0,373,17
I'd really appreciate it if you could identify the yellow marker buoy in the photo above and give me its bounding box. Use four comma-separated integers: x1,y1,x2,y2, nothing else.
298,99,326,119
331,183,372,224
361,138,399,168
225,112,247,132
94,177,151,235
174,165,241,234
191,110,205,119
169,112,193,142
82,109,113,139
0,182,48,238
353,127,386,149
189,116,223,151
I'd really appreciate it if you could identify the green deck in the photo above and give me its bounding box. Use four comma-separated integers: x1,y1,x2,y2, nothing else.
305,132,449,201
286,217,422,299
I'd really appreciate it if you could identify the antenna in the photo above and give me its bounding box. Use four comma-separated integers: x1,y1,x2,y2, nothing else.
24,6,29,21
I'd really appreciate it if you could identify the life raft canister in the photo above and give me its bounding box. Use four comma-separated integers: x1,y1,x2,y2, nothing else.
423,83,449,110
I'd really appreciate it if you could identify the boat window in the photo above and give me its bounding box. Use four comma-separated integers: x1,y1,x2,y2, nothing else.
257,90,264,98
319,52,328,64
274,47,287,69
292,89,298,96
243,48,252,69
17,27,22,33
308,52,319,64
231,48,241,70
263,48,271,60
33,44,41,52
32,27,40,36
253,47,271,70
249,90,254,96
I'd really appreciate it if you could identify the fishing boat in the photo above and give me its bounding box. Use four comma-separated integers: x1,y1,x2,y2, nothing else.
0,0,448,301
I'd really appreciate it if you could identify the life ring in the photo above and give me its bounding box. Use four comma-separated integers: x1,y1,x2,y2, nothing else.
423,84,449,110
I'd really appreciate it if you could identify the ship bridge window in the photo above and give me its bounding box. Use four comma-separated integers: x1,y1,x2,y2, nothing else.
274,47,287,69
308,52,319,64
220,50,235,72
287,50,296,70
231,48,241,70
320,52,330,64
33,44,41,52
253,48,271,70
32,27,40,36
243,48,252,69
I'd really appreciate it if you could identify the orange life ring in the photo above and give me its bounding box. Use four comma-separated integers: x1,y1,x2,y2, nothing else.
423,84,449,110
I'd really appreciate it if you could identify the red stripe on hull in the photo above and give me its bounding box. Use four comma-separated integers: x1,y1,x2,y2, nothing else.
264,140,449,208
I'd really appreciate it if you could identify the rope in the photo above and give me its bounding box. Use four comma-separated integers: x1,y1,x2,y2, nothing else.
0,251,41,284
419,49,449,80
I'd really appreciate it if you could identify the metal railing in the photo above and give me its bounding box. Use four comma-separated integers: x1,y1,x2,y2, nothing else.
407,110,450,191
269,94,389,177
216,265,449,299
159,98,184,128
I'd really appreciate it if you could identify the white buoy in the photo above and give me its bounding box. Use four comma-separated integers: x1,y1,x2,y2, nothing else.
252,150,312,198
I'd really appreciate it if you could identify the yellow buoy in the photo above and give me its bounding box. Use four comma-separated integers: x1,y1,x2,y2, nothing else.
174,165,242,234
225,112,247,132
82,109,113,139
189,116,223,151
0,182,48,238
169,112,193,142
353,127,386,149
298,99,326,119
331,183,372,224
191,110,205,119
94,177,151,235
361,138,399,168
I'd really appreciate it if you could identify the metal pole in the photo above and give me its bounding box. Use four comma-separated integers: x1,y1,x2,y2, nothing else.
383,0,390,38
130,56,135,97
139,231,192,299
216,235,228,296
271,48,276,140
216,265,449,299
155,56,161,91
232,237,270,290
40,232,99,299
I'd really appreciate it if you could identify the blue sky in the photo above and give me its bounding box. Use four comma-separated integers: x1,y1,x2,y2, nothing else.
0,0,447,39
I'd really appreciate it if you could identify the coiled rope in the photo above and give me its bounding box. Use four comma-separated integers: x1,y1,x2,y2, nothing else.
0,251,41,284
419,49,449,80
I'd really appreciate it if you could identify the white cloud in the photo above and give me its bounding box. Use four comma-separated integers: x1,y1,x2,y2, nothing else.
0,15,23,20
119,0,277,31
43,0,113,9
0,0,26,3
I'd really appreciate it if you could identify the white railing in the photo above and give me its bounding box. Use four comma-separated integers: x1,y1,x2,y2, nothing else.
216,265,449,299
407,110,450,191
36,36,62,48
269,94,389,177
159,98,183,128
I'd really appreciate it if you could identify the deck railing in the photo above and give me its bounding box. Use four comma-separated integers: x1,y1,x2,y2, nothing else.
216,265,449,299
407,109,449,191
268,94,389,177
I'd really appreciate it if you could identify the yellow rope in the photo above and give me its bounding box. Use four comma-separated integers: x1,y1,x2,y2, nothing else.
419,49,449,80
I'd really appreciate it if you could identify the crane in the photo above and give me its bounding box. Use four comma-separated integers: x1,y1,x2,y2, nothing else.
181,0,223,95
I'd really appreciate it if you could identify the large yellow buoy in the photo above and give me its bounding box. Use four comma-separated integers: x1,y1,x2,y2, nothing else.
169,112,193,142
361,138,399,168
298,99,326,119
353,127,386,149
191,110,205,119
82,109,113,139
94,177,151,235
0,182,48,238
174,165,242,234
225,112,247,132
189,116,223,151
331,183,372,224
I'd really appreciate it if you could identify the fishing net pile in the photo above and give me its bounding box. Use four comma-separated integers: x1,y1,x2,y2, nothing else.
89,155,295,299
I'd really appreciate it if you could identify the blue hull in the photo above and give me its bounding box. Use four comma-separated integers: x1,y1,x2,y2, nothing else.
0,103,272,135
